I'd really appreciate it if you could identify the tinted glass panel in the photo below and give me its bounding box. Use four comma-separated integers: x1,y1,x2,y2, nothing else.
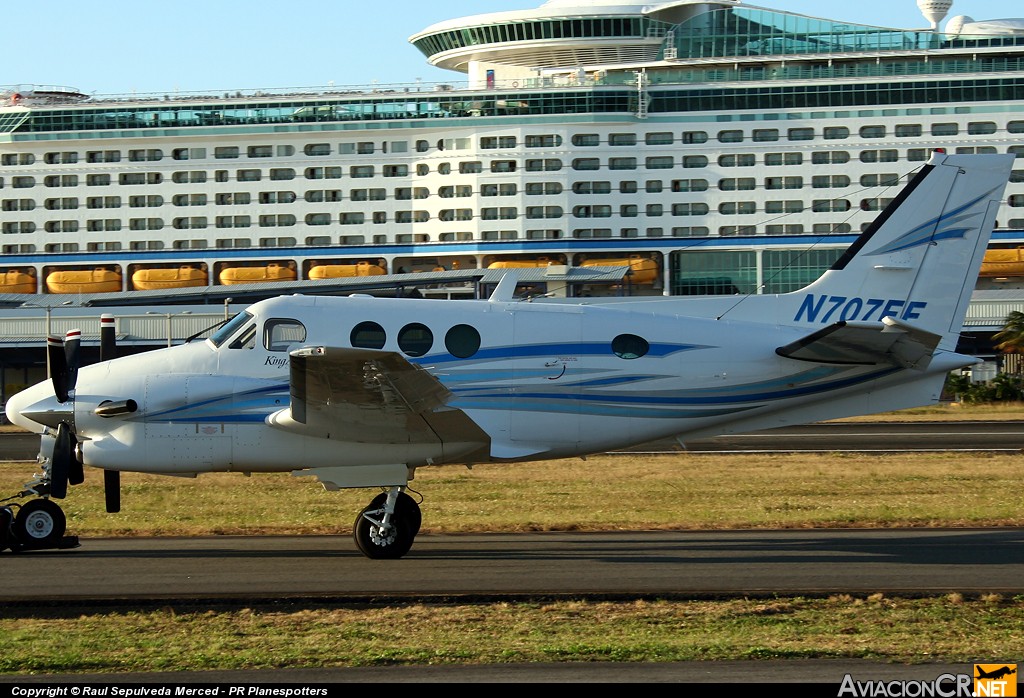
398,323,433,357
350,321,386,349
445,324,481,359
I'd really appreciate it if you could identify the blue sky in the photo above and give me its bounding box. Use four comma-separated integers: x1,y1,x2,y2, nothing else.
1,0,1018,96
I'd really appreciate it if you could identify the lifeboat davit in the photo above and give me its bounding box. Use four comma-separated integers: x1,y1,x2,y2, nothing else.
0,269,37,294
980,248,1024,277
46,268,121,294
308,262,385,279
579,256,659,284
132,266,207,290
219,263,297,285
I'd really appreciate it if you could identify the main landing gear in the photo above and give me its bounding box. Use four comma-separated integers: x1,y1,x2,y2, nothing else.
354,487,422,559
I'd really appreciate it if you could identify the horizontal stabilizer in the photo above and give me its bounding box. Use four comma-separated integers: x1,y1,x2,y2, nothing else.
775,317,941,369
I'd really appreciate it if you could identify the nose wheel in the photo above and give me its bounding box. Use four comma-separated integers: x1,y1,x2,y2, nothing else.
12,499,67,549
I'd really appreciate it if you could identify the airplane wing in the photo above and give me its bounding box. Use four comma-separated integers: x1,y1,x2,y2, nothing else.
267,346,480,446
775,317,942,369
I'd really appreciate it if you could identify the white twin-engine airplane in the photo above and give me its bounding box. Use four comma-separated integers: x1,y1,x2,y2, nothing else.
2,151,1014,558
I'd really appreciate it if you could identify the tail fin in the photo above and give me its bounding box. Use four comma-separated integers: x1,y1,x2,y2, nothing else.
783,151,1013,349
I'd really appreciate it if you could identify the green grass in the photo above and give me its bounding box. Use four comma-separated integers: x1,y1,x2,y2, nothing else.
3,596,1022,673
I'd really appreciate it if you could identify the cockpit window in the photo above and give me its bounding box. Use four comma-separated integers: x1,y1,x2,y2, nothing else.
228,323,257,350
264,319,306,352
209,311,253,348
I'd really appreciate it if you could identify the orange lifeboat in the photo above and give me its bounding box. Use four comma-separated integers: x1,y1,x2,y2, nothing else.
579,255,659,284
132,266,207,290
487,256,562,269
0,269,37,293
980,248,1024,277
219,263,297,285
46,268,121,294
307,262,385,279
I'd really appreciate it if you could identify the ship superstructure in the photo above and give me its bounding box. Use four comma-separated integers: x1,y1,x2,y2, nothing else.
1,0,1023,297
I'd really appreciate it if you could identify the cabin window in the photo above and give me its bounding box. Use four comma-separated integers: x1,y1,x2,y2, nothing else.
264,319,307,352
350,321,386,350
612,334,648,360
445,325,481,359
210,312,254,348
398,323,433,357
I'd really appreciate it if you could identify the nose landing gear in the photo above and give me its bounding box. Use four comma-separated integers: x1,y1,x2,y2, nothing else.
1,469,80,553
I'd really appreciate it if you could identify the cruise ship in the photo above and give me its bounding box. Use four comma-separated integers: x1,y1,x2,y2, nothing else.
1,0,1024,299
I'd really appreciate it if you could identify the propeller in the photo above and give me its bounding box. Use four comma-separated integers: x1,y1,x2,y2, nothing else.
44,314,122,509
98,314,121,513
44,329,79,499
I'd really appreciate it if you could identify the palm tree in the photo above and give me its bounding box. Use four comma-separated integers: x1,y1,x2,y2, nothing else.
993,311,1024,353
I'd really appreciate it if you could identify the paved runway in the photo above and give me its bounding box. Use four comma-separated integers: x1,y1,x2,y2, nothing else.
3,529,1022,604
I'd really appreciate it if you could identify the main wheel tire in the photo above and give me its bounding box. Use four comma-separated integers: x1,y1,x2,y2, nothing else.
13,499,66,549
367,491,422,536
354,502,416,559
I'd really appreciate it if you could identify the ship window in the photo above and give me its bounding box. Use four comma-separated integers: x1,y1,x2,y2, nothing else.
1008,146,1024,159
682,155,708,169
753,129,779,142
619,181,637,193
968,122,997,135
609,133,636,146
860,125,886,139
812,152,849,165
717,130,743,143
398,323,433,357
572,134,599,147
460,161,482,174
823,127,848,140
215,147,239,159
1009,122,1024,134
788,128,814,141
646,157,674,170
645,132,672,145
931,123,958,136
612,334,648,360
719,178,755,191
445,324,481,359
211,312,254,348
264,319,306,352
895,124,922,138
572,158,600,171
682,131,707,144
304,143,331,156
719,154,755,167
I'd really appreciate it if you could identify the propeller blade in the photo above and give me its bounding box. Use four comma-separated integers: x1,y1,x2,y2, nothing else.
69,439,84,486
100,314,116,362
104,470,121,513
64,328,81,394
47,336,70,403
50,422,73,499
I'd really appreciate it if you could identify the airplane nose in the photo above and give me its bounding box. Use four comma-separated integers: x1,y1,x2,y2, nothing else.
5,382,55,432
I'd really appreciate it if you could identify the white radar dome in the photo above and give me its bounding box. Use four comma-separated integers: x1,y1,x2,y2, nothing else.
917,0,953,29
944,14,974,37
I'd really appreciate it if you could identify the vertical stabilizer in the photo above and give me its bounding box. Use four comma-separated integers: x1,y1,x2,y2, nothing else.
782,151,1012,349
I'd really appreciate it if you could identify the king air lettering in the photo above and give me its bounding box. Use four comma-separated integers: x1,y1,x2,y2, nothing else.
794,294,927,324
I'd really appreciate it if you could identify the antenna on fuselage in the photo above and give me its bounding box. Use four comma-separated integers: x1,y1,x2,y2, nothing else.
488,270,520,303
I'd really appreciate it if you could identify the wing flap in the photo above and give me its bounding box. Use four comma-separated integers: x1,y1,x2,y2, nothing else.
272,346,452,444
776,318,941,369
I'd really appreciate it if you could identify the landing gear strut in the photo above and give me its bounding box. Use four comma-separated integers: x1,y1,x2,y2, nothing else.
353,487,422,559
